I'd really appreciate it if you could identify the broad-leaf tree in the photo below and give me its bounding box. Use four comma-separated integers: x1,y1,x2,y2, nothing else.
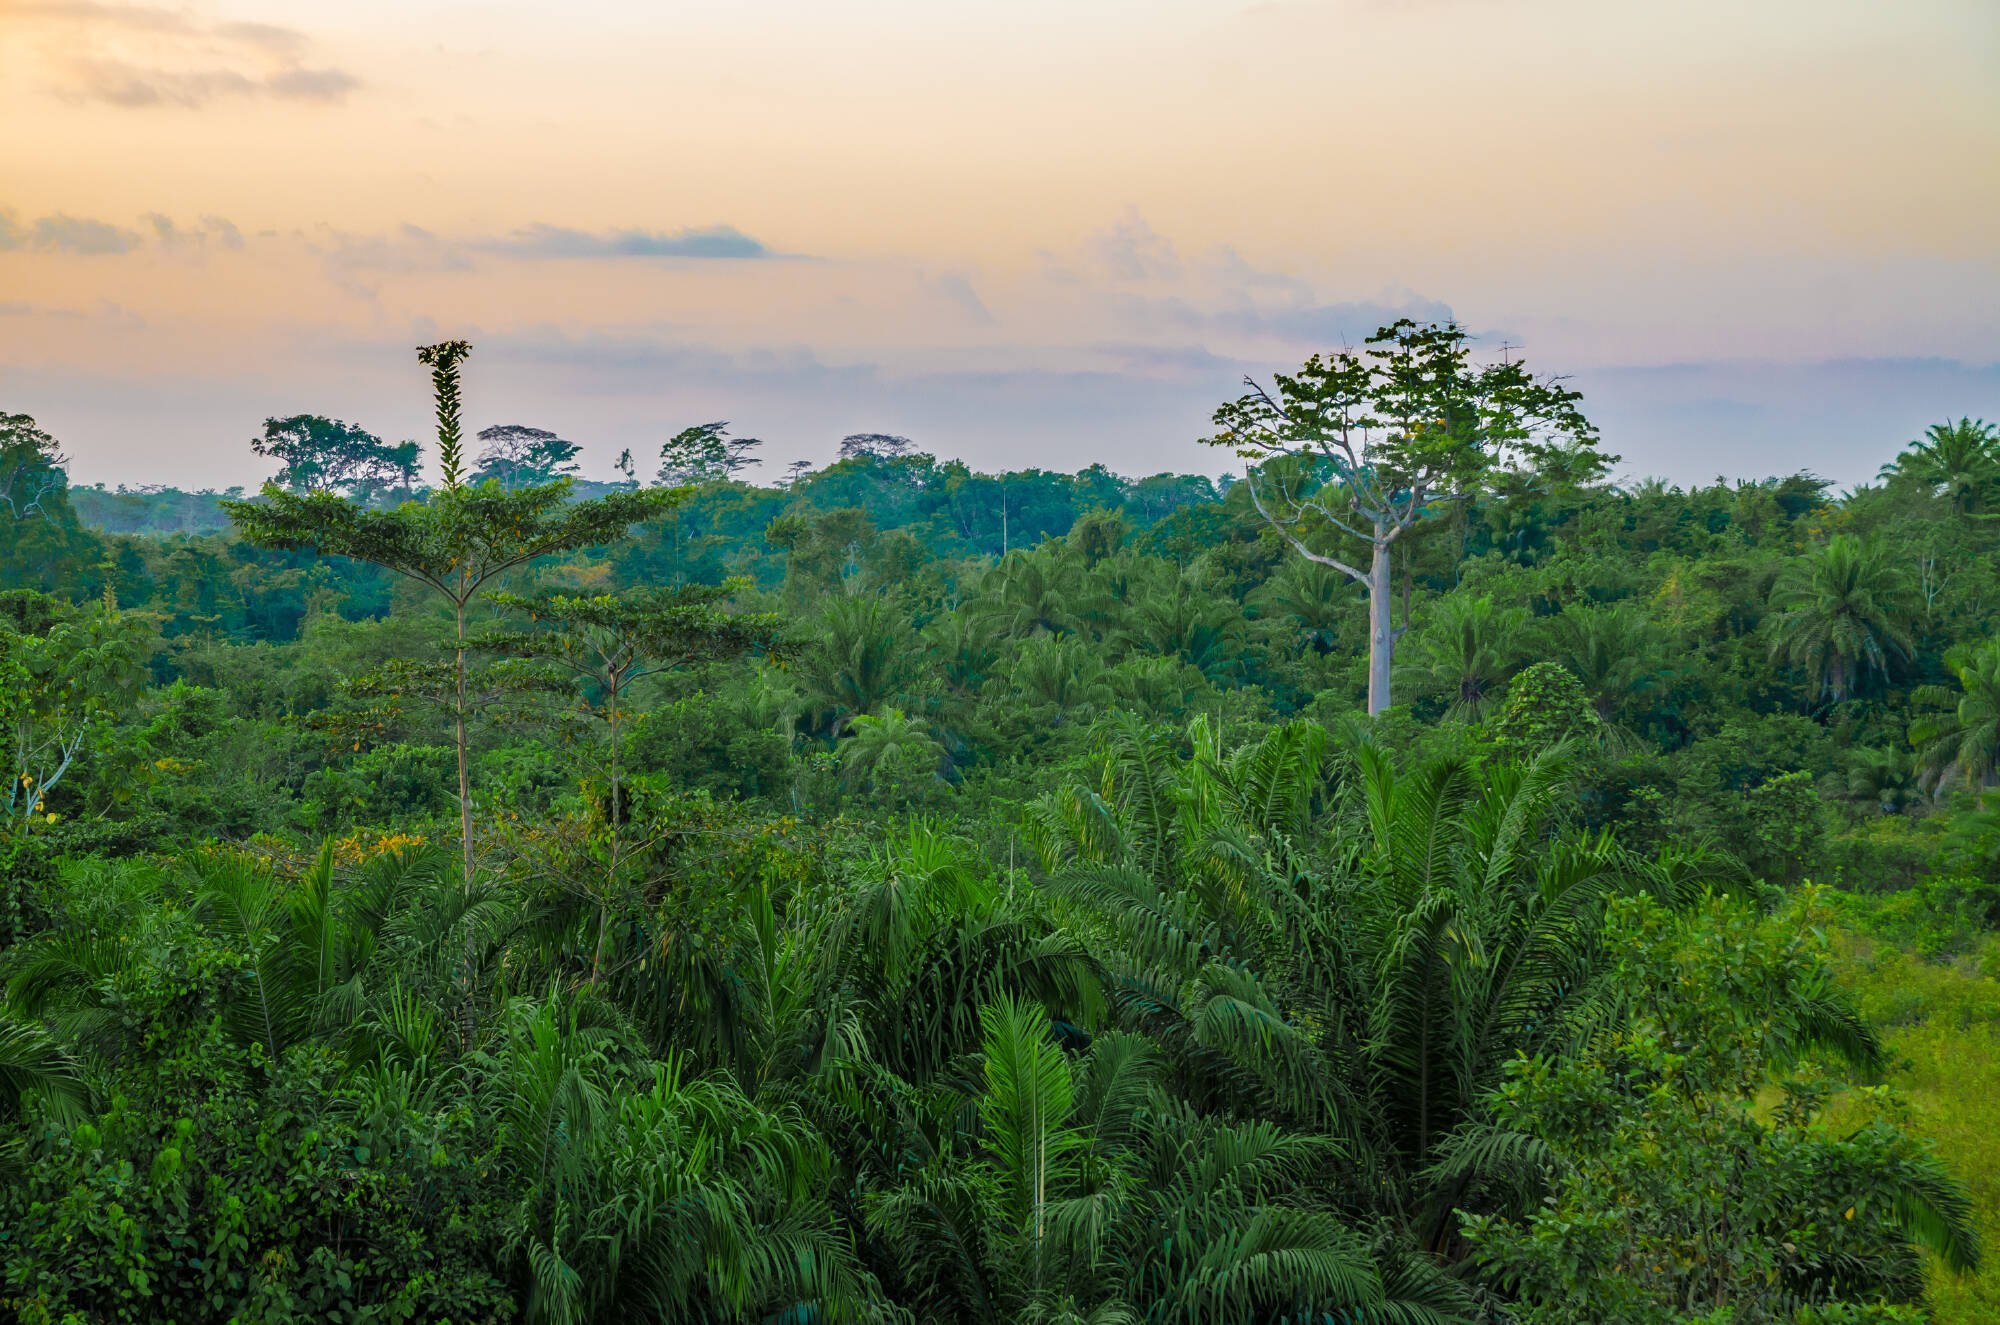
0,590,148,835
469,424,582,490
657,421,763,484
251,413,420,503
1207,320,1600,714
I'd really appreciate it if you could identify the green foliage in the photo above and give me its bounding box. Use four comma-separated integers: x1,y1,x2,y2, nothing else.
1768,534,1915,706
1911,639,2000,795
1489,660,1602,753
250,413,420,502
0,591,150,834
10,332,2000,1323
1464,891,1971,1324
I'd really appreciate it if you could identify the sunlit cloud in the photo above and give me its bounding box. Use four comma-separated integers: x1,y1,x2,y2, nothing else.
14,1,359,108
144,212,244,251
0,208,141,254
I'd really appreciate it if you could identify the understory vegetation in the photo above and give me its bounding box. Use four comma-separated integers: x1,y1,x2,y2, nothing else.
2,338,1999,1324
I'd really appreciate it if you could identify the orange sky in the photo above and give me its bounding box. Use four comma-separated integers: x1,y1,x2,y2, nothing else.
3,0,1996,487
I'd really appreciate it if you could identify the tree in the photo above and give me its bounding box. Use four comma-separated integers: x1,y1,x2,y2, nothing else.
1880,416,2000,516
657,421,764,484
1399,594,1528,723
1118,574,1245,681
1255,557,1350,658
1208,320,1600,715
1462,892,1970,1324
1025,717,1733,1256
225,341,680,892
0,413,97,594
0,413,68,521
838,433,916,461
251,414,420,502
967,549,1085,638
840,708,944,805
1543,602,1656,728
484,583,794,983
0,591,148,834
1006,634,1113,723
470,424,581,490
1911,638,2000,794
1489,660,1601,752
1766,533,1913,706
794,594,920,738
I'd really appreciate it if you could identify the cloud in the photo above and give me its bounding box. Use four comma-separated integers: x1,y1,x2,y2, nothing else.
144,212,246,251
484,223,776,260
0,208,141,255
310,225,475,302
1085,208,1182,282
19,2,360,108
928,271,995,325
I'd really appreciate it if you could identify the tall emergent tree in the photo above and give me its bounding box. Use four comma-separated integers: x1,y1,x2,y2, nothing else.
1206,320,1602,714
470,424,582,490
484,583,795,984
251,414,421,503
225,341,680,889
657,421,763,483
0,413,97,593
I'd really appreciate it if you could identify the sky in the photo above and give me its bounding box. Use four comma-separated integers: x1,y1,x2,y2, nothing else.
2,0,1996,492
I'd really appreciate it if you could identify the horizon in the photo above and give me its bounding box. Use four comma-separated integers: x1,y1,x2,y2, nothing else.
4,0,1997,491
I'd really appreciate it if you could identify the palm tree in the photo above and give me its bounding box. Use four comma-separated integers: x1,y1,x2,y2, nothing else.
928,610,1002,693
0,1022,83,1121
1025,715,1758,1252
1543,601,1655,727
1256,557,1351,655
841,708,945,801
796,593,922,738
1911,638,2000,794
1006,635,1113,724
1398,595,1528,722
866,992,1471,1324
1844,744,1923,814
489,995,884,1325
1105,655,1209,720
1880,417,2000,515
970,549,1085,638
1116,574,1245,681
1766,533,1913,705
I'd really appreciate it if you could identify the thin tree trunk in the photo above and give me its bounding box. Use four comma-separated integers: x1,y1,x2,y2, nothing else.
593,682,621,989
456,592,473,893
1367,530,1396,716
454,587,477,1049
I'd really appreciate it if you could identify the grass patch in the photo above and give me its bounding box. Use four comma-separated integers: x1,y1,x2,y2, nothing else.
1832,931,2000,1323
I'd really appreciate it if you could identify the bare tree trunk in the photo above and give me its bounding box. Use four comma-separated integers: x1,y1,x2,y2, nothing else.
1367,531,1396,716
454,584,478,1051
455,593,473,893
593,687,621,989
